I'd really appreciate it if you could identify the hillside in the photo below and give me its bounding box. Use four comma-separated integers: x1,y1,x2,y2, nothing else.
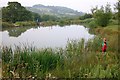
26,4,84,17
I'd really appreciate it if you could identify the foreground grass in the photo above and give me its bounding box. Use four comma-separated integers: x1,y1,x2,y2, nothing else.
2,37,120,78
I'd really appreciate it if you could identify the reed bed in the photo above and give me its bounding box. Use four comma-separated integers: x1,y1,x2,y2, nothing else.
1,36,119,79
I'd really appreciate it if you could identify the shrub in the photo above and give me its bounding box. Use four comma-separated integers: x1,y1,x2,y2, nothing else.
88,20,97,28
92,3,112,27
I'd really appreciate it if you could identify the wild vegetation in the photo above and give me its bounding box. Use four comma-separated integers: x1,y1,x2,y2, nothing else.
2,36,119,78
91,3,112,27
1,2,84,28
1,1,120,79
2,2,33,23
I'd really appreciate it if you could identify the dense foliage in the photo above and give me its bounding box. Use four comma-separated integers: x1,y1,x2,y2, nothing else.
79,13,93,20
32,13,42,22
2,36,119,78
114,1,120,24
2,2,33,23
91,3,112,27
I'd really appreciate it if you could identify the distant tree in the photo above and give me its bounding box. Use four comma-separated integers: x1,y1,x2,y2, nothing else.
0,8,2,19
32,13,42,22
114,1,120,13
41,15,58,21
41,15,50,21
79,13,93,20
2,2,33,23
92,3,112,27
114,1,120,22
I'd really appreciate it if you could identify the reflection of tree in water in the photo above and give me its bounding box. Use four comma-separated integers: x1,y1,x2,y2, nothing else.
8,28,27,37
3,26,38,37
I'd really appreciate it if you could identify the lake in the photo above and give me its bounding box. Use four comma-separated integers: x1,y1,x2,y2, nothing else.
0,25,94,49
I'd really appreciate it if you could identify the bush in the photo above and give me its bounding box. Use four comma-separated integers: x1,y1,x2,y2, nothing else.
82,18,94,24
79,13,93,20
93,3,112,27
109,19,118,25
88,20,97,28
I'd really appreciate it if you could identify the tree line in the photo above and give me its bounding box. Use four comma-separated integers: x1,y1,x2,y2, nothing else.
2,2,59,23
2,1,119,27
79,2,119,27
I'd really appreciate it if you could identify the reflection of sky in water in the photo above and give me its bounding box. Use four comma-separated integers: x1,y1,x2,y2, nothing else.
1,25,94,49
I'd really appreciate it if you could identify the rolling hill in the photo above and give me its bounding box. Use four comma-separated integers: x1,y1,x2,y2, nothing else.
26,4,84,17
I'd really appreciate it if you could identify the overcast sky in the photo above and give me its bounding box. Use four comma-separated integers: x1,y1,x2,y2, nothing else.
0,0,118,13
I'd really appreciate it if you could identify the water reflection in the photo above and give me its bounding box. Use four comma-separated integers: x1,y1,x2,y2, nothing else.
1,25,94,49
2,26,38,37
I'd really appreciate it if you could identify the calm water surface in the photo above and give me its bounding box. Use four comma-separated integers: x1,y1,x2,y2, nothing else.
0,25,94,49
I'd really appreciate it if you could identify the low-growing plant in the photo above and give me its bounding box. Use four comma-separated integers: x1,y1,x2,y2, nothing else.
2,22,15,28
15,21,37,27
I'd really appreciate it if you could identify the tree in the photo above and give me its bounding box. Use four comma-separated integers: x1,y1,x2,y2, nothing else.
79,13,93,20
114,1,120,13
114,1,120,23
2,2,33,23
41,15,58,21
92,3,112,27
32,13,42,22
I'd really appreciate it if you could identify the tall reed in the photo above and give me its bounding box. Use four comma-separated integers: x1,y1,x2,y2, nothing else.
2,37,119,78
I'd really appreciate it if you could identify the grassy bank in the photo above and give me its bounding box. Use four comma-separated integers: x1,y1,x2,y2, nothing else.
2,18,93,28
2,22,15,28
15,21,37,27
2,37,119,78
90,24,119,52
82,18,119,52
39,18,94,27
2,21,37,28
